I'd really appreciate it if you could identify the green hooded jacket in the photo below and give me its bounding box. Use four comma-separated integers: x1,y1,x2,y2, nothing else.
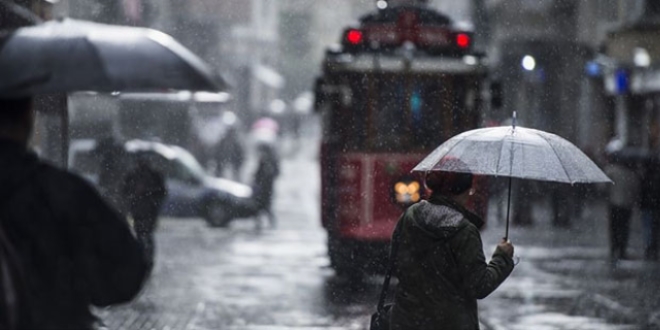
390,194,514,330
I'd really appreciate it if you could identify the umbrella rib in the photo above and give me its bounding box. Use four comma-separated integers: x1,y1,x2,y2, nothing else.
537,133,571,183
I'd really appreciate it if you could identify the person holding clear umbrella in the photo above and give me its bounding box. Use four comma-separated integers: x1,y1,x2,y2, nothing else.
382,116,611,328
389,157,514,330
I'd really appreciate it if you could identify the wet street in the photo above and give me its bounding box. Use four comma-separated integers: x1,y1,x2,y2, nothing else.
99,121,646,330
98,126,383,330
478,195,646,329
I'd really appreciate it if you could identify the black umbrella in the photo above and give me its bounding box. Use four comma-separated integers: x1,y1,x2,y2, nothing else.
0,18,224,97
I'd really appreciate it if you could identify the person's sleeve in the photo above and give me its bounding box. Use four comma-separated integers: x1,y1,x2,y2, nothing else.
450,225,514,299
68,178,148,306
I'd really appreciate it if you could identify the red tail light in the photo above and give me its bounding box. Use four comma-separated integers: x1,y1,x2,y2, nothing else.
456,33,470,49
346,29,364,45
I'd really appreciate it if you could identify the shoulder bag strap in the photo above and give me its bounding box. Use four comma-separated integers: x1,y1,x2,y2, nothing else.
376,203,415,312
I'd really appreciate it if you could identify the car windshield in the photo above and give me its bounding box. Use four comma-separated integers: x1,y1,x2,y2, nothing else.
172,148,208,181
328,72,479,152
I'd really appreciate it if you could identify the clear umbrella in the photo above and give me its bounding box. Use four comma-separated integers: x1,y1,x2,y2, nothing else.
412,112,612,239
0,18,224,96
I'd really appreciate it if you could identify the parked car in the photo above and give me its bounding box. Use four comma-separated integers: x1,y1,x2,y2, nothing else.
69,139,255,227
68,138,101,184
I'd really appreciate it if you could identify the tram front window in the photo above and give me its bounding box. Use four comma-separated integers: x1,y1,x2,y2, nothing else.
334,74,474,152
373,76,406,151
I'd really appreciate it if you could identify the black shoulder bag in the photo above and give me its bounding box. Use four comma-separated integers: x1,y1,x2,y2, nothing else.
370,218,403,330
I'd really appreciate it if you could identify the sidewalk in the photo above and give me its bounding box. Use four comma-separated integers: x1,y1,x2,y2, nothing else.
478,197,659,330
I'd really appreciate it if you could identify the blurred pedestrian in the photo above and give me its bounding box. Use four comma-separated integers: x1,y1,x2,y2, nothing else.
0,97,147,329
390,157,515,330
122,156,167,272
216,125,245,181
251,142,280,228
640,156,660,261
604,152,639,262
551,183,577,228
511,179,535,226
95,135,127,212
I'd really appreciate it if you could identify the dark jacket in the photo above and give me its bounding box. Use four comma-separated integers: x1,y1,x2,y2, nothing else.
252,145,280,209
122,163,167,221
0,140,148,329
391,194,514,330
640,157,660,210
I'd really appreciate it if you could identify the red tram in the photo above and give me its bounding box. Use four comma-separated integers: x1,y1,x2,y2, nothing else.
314,3,490,276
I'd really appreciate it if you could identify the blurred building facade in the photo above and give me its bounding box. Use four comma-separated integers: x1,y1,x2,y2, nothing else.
595,0,660,152
486,0,660,160
487,0,600,153
483,0,660,226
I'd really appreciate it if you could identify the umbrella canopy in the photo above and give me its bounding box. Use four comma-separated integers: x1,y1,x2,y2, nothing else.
412,125,611,184
0,18,224,97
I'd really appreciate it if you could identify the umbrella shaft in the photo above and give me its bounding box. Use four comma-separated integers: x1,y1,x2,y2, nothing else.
505,176,512,241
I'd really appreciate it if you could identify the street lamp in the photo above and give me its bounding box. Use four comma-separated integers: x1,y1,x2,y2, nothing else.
634,47,651,68
522,55,536,71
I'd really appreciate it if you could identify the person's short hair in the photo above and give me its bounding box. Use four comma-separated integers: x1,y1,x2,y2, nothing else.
425,157,473,196
0,97,32,126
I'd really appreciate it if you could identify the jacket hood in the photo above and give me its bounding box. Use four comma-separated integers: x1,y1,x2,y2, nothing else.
409,194,484,241
0,139,39,199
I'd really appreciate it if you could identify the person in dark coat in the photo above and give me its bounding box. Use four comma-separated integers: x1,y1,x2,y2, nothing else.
640,156,660,261
216,125,245,181
391,158,515,330
122,156,167,272
95,136,127,213
604,152,639,262
252,142,280,228
0,97,148,329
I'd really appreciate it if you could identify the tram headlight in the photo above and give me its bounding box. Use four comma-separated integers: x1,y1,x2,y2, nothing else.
393,180,421,205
